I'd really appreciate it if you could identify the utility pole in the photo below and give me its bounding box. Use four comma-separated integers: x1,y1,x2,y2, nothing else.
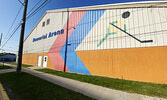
0,33,3,66
0,33,2,46
64,9,69,72
17,0,28,73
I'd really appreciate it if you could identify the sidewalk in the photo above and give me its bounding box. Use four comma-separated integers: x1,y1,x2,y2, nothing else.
1,63,167,100
0,69,15,74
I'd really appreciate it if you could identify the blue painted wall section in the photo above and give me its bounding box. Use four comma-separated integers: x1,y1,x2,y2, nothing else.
60,10,106,74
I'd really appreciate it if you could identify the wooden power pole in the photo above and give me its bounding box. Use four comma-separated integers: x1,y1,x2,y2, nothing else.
17,0,28,73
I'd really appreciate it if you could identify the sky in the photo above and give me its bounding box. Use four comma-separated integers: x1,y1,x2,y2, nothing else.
0,0,160,54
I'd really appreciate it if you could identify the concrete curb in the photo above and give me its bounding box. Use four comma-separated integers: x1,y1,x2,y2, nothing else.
2,63,167,100
0,82,10,100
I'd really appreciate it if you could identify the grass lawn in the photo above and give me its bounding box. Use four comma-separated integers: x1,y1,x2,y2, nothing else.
0,72,94,100
11,63,33,67
0,64,12,70
36,68,167,99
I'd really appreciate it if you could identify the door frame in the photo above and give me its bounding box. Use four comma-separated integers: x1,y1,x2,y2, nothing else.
42,56,48,68
37,56,42,67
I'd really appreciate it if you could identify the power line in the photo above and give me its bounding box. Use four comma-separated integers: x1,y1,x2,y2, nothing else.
1,23,21,49
18,0,24,5
3,6,23,42
1,0,51,50
27,0,43,15
25,0,51,37
26,0,50,20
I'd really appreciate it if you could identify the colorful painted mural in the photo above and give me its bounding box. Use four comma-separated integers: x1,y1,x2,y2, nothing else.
97,21,126,47
23,1,167,84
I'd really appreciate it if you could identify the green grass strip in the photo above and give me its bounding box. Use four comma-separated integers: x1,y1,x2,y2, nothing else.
36,68,167,99
0,72,94,100
11,63,33,67
0,64,12,70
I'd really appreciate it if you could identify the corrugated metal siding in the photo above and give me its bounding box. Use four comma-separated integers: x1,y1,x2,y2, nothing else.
23,4,167,84
76,7,167,51
23,11,70,54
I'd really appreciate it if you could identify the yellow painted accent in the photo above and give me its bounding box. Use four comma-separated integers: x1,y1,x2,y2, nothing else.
107,25,119,34
22,53,55,69
76,46,167,84
117,21,124,27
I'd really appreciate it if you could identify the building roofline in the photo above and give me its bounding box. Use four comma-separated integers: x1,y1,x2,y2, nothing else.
46,1,167,13
24,1,167,42
24,12,47,42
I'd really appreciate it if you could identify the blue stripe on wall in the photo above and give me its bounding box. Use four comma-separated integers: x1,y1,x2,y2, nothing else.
60,10,105,74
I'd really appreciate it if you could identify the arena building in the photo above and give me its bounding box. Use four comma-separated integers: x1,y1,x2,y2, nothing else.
23,0,167,84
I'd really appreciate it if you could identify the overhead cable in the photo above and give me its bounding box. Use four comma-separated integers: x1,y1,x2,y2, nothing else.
3,6,23,42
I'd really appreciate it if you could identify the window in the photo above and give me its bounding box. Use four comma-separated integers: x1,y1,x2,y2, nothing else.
44,57,47,62
122,11,130,19
47,19,50,25
42,22,45,27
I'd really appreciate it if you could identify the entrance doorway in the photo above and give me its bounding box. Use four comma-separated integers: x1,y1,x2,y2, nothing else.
37,56,42,67
42,56,47,68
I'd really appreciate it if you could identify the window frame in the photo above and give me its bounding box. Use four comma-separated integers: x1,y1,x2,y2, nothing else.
47,19,50,25
42,21,45,27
